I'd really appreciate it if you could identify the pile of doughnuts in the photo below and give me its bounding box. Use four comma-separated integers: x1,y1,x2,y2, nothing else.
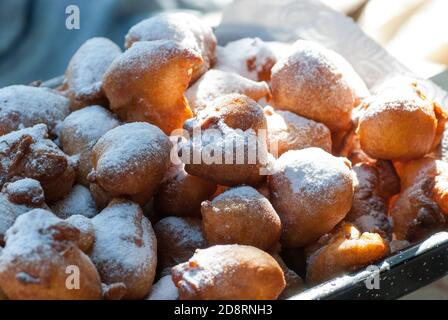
0,11,447,300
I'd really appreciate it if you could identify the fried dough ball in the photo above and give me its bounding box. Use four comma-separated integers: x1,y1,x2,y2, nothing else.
358,82,447,161
346,161,399,239
306,223,389,285
215,38,280,82
124,12,216,83
172,245,286,300
185,69,271,114
390,158,448,241
63,37,122,110
0,209,102,300
394,157,448,190
50,185,98,219
0,85,70,136
90,199,157,300
0,124,76,202
154,217,207,275
154,163,216,218
0,178,47,245
269,148,354,247
103,40,201,135
271,40,369,133
88,122,171,207
181,94,269,187
201,186,281,250
264,106,332,157
146,275,179,300
59,105,120,186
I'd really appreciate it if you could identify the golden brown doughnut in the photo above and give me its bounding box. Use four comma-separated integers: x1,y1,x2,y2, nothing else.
59,105,120,186
181,94,269,187
185,69,271,114
201,186,281,250
271,40,369,133
103,40,202,134
63,37,122,110
269,148,354,247
154,216,207,275
88,122,171,207
0,124,76,203
215,37,280,82
172,244,286,300
154,163,216,218
0,85,70,137
124,12,216,83
90,199,157,300
358,82,447,161
0,209,102,300
390,158,448,241
0,178,47,245
346,161,399,239
306,223,389,285
264,106,332,157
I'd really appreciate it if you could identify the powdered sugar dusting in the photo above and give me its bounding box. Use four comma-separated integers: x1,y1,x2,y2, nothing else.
0,85,70,136
155,217,205,248
65,37,121,98
146,275,178,300
50,185,97,219
215,37,278,81
273,148,352,199
90,200,157,281
186,69,270,113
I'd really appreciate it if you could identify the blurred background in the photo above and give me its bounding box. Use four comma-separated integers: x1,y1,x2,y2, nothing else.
0,0,447,299
0,0,447,87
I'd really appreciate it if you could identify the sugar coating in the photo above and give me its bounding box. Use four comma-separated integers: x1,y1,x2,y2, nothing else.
51,185,97,219
186,69,270,113
0,85,70,135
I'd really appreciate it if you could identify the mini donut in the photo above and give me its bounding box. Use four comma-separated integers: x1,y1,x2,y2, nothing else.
90,199,157,300
390,158,448,241
124,12,216,83
185,69,271,114
59,105,120,186
357,82,447,160
154,163,217,218
88,122,171,207
63,37,122,110
50,184,98,219
269,148,354,247
215,37,280,81
0,85,70,136
264,106,332,157
0,209,102,300
271,40,369,133
146,275,179,300
181,94,269,187
103,40,202,135
153,216,207,275
0,178,47,244
171,244,286,300
201,186,281,250
346,161,399,239
0,124,76,202
306,223,389,285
